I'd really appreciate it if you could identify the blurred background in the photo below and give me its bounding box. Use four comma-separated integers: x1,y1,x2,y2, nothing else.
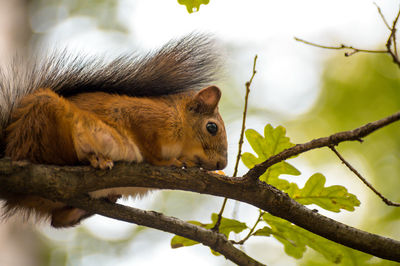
0,0,399,265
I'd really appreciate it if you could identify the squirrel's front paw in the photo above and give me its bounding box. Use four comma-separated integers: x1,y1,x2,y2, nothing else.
153,158,191,168
88,153,114,170
169,158,185,168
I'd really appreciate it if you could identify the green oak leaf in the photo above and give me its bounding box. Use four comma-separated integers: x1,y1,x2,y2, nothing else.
245,125,295,159
291,173,360,212
253,227,273,237
178,0,210,13
242,124,359,212
171,235,199,248
242,125,301,186
171,220,209,248
171,213,247,256
259,213,343,263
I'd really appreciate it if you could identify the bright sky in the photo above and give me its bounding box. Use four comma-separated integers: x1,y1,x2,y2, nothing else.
44,0,396,118
37,0,399,265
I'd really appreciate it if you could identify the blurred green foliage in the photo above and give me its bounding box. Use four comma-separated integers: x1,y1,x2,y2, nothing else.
9,1,400,265
29,0,127,33
38,225,146,266
294,52,400,218
291,52,400,264
257,213,344,263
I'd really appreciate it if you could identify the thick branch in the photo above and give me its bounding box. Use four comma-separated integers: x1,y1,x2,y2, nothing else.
0,157,399,261
67,196,264,266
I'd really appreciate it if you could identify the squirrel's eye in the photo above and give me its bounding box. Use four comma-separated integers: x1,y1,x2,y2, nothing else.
206,122,218,135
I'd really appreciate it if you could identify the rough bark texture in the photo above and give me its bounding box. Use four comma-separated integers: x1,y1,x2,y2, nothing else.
0,158,399,262
68,196,264,266
244,111,400,180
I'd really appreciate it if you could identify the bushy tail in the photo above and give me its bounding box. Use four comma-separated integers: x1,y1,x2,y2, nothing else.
0,33,222,142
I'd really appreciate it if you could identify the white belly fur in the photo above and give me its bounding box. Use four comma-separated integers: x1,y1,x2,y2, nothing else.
89,187,153,199
161,143,182,159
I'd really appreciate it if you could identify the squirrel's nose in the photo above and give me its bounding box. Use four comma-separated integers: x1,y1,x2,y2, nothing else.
216,158,227,170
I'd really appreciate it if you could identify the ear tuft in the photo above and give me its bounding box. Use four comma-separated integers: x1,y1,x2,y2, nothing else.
192,86,221,112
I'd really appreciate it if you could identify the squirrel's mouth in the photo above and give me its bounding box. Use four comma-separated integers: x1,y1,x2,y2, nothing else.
194,156,227,170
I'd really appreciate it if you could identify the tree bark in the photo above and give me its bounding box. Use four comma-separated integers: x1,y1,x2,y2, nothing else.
0,158,399,262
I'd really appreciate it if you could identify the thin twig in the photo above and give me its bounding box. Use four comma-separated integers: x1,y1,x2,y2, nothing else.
232,211,265,245
374,2,391,30
392,6,400,57
244,111,400,181
386,6,400,59
393,27,398,57
294,37,387,57
212,55,258,232
295,4,400,68
212,198,228,232
234,55,258,177
329,146,400,207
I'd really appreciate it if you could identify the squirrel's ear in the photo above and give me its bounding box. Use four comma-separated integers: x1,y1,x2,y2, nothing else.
191,86,221,112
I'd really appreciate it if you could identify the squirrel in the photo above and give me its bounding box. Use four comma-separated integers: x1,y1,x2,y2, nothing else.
0,34,228,228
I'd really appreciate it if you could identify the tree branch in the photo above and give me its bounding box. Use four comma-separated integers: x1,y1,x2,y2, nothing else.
295,4,400,68
374,2,391,30
0,153,400,262
67,195,265,266
294,37,387,56
329,146,400,207
244,111,400,181
386,5,400,64
232,211,264,245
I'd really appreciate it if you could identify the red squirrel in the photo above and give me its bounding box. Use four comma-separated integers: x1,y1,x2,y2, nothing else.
0,34,228,228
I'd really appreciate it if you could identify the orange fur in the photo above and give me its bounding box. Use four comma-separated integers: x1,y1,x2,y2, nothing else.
3,86,227,227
